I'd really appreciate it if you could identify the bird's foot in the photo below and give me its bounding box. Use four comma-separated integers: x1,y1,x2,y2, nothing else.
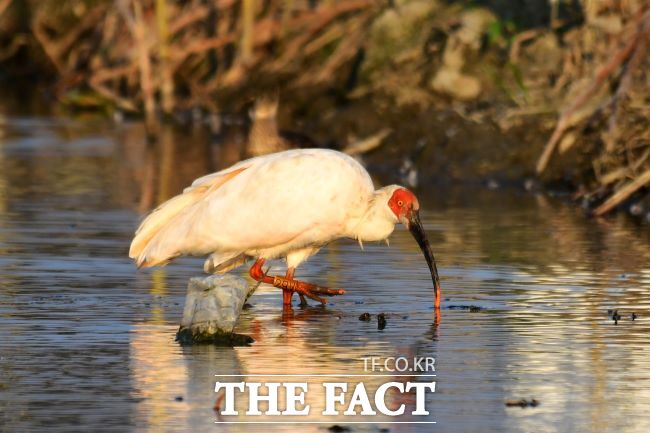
271,275,345,304
249,259,345,307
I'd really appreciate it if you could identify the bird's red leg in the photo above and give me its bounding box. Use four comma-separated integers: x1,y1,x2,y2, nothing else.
283,268,294,307
285,268,308,307
249,259,345,305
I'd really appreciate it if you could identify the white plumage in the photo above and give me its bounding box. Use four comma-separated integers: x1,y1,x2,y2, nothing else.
129,149,402,273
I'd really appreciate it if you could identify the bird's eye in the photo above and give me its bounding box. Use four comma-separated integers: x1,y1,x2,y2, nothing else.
397,200,404,207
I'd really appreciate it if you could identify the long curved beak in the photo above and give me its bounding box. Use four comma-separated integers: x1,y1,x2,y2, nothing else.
405,210,442,307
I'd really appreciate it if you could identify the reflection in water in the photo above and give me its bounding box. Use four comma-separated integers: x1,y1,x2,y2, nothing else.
0,117,649,433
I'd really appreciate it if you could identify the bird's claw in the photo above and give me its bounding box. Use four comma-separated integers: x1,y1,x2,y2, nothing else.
309,286,346,296
294,285,346,305
270,275,345,305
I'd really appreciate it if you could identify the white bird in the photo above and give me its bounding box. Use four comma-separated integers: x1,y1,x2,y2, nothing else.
129,148,441,309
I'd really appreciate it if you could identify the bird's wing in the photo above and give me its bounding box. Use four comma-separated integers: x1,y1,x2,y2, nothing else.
183,158,253,193
131,149,374,268
129,164,251,267
197,149,375,250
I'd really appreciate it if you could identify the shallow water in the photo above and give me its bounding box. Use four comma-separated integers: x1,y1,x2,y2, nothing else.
1,116,649,433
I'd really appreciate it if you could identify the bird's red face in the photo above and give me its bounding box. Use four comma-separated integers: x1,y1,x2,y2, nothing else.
388,188,420,223
387,187,442,304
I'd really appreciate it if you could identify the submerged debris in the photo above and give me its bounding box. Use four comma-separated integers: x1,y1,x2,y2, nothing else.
631,312,638,321
505,398,540,408
328,425,351,432
176,275,256,346
175,328,254,346
377,313,387,330
610,309,622,325
358,312,371,321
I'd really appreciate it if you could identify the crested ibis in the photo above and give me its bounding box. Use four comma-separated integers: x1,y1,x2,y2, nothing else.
129,149,442,309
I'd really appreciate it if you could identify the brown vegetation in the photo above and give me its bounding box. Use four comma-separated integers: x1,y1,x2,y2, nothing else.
3,0,374,121
0,0,648,217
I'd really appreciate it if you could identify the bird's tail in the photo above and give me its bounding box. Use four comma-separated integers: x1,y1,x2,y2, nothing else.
129,166,249,268
129,192,202,268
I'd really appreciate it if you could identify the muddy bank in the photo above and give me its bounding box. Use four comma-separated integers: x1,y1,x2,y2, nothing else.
294,97,564,186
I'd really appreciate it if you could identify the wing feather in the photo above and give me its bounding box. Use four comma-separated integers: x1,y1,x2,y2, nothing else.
129,166,248,267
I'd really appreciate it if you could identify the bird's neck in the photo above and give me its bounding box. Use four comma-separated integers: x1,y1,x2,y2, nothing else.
352,194,397,242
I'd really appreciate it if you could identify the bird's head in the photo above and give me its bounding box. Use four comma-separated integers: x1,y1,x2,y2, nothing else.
387,187,420,226
387,187,442,297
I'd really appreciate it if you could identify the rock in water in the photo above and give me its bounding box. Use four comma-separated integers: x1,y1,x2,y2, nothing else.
176,274,255,346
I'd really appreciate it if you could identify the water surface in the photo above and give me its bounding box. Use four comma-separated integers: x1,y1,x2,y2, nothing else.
1,116,649,433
